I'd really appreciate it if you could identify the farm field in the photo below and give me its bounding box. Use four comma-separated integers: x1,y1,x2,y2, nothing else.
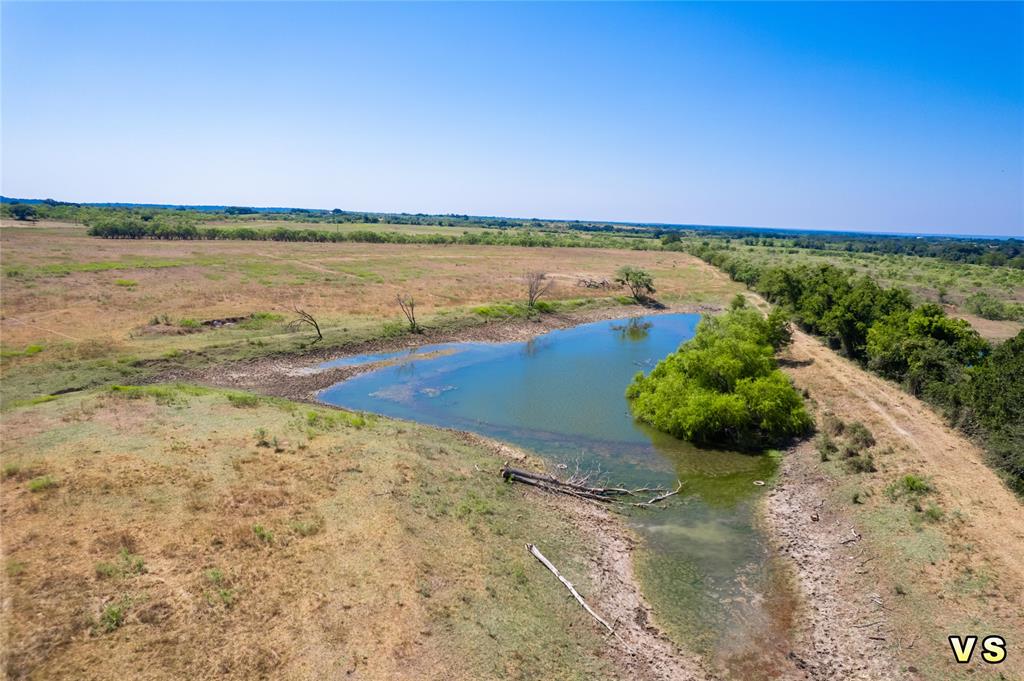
683,238,1024,339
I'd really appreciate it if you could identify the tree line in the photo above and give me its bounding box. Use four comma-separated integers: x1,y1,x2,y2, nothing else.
7,199,1021,270
85,218,661,250
687,242,1024,494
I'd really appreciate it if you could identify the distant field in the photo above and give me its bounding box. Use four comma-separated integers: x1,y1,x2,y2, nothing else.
688,239,1024,339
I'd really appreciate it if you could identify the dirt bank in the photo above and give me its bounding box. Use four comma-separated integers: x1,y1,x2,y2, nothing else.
766,328,1024,680
764,440,908,681
455,432,716,681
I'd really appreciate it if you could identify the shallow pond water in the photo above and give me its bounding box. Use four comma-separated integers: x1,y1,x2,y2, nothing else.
318,314,791,674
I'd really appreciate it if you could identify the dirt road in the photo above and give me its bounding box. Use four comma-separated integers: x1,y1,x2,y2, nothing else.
771,328,1024,680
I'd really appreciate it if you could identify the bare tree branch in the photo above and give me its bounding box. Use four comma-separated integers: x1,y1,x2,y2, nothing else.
396,294,420,333
288,307,322,343
525,271,554,308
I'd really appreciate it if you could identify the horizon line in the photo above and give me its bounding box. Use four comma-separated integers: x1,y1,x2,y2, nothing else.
2,194,1020,240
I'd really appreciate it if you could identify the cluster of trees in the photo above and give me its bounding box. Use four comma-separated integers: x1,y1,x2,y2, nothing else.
963,292,1024,322
689,243,1024,494
626,304,812,449
707,229,1024,269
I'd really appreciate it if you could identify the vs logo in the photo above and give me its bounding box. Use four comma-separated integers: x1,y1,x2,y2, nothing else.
949,635,1006,664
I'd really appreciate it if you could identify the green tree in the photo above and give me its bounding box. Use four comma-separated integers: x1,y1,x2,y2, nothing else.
615,266,655,302
8,203,37,221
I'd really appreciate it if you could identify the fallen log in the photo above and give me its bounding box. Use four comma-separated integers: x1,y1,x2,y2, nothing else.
502,470,614,502
500,464,670,504
527,543,615,635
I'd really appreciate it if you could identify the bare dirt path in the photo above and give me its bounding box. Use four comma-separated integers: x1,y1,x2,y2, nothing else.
767,328,1024,680
786,329,1024,583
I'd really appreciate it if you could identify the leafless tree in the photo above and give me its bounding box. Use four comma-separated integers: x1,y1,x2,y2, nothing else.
396,294,420,333
525,271,554,308
288,307,322,343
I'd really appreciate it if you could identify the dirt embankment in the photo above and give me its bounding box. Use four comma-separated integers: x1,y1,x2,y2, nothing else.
766,329,1024,680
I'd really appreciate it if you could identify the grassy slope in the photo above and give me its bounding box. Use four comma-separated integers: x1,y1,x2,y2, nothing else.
778,330,1024,680
1,386,615,680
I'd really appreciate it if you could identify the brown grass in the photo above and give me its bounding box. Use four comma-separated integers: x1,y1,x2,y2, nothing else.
1,387,623,680
0,220,739,351
776,328,1024,680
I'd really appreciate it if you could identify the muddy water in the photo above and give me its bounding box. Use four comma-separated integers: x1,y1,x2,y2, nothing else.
318,314,793,676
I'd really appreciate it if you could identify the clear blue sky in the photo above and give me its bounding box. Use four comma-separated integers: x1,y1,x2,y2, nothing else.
2,2,1022,235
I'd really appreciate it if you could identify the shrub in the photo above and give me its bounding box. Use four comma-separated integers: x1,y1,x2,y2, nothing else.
227,393,260,408
252,525,274,544
845,454,877,474
627,308,813,448
900,474,933,494
819,414,844,436
27,475,57,493
846,422,875,450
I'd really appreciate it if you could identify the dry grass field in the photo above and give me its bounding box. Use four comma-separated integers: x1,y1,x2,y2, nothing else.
0,219,741,680
1,220,736,349
1,386,619,680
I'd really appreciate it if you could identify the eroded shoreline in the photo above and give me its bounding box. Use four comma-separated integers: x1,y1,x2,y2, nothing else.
163,303,879,680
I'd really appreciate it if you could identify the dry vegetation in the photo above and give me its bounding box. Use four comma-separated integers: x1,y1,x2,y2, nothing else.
0,219,741,680
1,386,623,680
0,220,736,351
772,328,1024,681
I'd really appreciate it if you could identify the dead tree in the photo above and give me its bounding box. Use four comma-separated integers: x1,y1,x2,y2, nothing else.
525,271,554,308
289,307,322,343
396,294,420,333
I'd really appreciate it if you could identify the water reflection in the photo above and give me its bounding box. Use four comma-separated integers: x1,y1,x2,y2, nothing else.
317,314,782,672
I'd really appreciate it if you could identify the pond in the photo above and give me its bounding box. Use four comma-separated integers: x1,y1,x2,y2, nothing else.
318,314,792,675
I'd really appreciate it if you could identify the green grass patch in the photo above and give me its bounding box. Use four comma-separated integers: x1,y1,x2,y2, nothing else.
27,475,57,493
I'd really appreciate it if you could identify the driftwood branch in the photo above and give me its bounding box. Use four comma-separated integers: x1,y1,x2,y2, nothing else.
527,543,615,635
632,480,684,507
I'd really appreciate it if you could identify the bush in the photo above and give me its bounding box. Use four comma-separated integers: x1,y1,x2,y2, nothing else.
846,422,876,450
816,433,838,461
845,454,877,474
27,475,57,492
627,308,812,448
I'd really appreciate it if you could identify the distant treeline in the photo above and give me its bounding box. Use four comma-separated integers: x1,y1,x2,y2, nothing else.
727,232,1024,268
5,199,1021,268
688,242,1024,494
84,218,659,250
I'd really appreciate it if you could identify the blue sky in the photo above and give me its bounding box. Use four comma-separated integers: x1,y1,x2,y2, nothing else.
2,2,1022,235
